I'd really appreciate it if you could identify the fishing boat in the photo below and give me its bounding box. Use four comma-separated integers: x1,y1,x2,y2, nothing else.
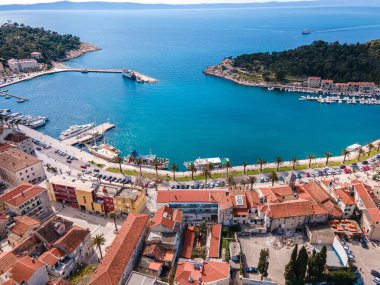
184,157,230,170
87,143,120,162
124,150,169,169
59,123,95,140
28,119,46,129
302,29,311,35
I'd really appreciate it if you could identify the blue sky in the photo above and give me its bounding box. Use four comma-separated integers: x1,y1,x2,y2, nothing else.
2,0,306,5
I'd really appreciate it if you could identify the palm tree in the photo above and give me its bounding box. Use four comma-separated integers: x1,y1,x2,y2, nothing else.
202,165,211,184
275,156,282,171
171,163,178,180
241,179,247,189
324,152,332,166
357,147,364,161
291,157,298,170
227,175,235,189
342,149,350,164
249,176,257,190
208,162,214,172
109,212,118,234
151,158,160,180
242,161,248,175
92,234,106,259
257,159,266,173
269,171,279,186
367,143,374,156
224,160,231,178
135,157,144,177
115,156,125,177
188,163,197,180
307,154,315,168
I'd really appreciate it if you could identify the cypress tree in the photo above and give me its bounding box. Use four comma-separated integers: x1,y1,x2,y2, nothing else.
284,244,298,282
295,246,308,281
257,248,270,280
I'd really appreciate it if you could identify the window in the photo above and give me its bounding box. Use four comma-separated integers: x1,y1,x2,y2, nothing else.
83,196,86,203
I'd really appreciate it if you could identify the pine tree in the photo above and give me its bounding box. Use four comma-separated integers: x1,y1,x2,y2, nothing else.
307,247,327,282
257,248,270,280
295,246,308,281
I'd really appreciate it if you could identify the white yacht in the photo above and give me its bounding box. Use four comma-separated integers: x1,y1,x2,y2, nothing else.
87,144,120,162
59,123,95,141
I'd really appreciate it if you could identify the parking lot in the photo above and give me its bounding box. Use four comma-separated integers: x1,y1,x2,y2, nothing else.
239,234,305,284
347,239,380,284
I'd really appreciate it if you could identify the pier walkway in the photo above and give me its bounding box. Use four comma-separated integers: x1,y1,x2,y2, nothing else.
61,122,115,146
0,90,29,101
56,67,158,83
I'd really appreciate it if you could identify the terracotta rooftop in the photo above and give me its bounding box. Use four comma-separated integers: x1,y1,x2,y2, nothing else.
38,250,60,267
142,243,175,263
151,205,182,230
0,252,18,273
0,144,13,152
88,213,150,285
181,226,196,259
353,182,377,209
209,224,222,258
53,225,90,254
297,182,343,217
11,215,40,236
0,148,41,172
1,184,46,207
366,208,380,222
35,216,73,245
264,199,328,219
259,185,295,203
9,256,45,284
157,190,233,210
334,189,355,205
175,260,230,285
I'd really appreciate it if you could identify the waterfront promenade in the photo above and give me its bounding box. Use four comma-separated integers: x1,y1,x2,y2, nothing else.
17,125,380,179
61,122,115,146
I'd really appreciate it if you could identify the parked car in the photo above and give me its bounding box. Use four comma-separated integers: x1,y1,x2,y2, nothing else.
371,270,380,278
245,267,259,273
80,165,87,169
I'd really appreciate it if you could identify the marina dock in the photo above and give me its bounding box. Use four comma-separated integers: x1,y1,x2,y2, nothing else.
62,122,116,146
57,67,158,83
0,90,29,102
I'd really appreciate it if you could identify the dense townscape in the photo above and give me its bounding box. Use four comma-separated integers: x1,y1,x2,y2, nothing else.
1,9,380,285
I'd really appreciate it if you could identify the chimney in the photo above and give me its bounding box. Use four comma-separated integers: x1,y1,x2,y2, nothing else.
21,191,25,197
31,258,35,264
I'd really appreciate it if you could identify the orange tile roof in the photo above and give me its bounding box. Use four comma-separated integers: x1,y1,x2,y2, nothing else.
157,190,233,210
265,200,327,219
10,256,45,284
151,205,182,230
11,216,40,236
334,189,355,205
88,213,150,285
175,260,230,285
209,224,222,258
0,252,18,273
233,209,249,216
0,148,41,172
297,182,343,218
246,190,261,208
143,243,175,263
353,182,377,209
39,251,59,267
181,226,196,259
259,185,294,203
1,184,46,207
366,208,380,222
2,279,16,285
148,261,163,271
0,144,13,152
53,225,90,254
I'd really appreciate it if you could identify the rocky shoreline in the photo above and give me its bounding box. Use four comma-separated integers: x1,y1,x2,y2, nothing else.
203,58,268,88
62,42,101,62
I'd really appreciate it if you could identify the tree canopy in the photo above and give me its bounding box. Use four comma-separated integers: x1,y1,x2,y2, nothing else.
0,22,81,63
233,40,380,83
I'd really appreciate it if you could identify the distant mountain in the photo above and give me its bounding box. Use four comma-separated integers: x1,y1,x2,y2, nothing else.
1,0,380,11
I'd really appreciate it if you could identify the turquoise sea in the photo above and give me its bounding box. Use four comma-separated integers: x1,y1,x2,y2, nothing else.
1,6,380,168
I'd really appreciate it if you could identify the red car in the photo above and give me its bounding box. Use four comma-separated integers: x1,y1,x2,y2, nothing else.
344,168,351,174
306,172,311,177
80,165,87,169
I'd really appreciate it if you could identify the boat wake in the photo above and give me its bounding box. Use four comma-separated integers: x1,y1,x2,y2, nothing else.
314,24,380,33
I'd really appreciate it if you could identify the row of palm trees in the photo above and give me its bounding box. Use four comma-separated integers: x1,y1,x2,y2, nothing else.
165,142,380,181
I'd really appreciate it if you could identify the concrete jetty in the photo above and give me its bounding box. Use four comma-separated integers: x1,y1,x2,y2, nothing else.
61,122,116,146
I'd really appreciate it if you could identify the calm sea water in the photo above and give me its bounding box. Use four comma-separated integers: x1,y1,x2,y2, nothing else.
1,7,380,168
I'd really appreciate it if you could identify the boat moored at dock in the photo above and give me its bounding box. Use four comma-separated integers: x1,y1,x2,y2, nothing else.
184,157,230,170
124,150,169,169
87,143,121,162
59,123,95,141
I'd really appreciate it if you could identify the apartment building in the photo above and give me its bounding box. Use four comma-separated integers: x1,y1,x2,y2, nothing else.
0,148,45,185
0,183,53,220
7,58,38,72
